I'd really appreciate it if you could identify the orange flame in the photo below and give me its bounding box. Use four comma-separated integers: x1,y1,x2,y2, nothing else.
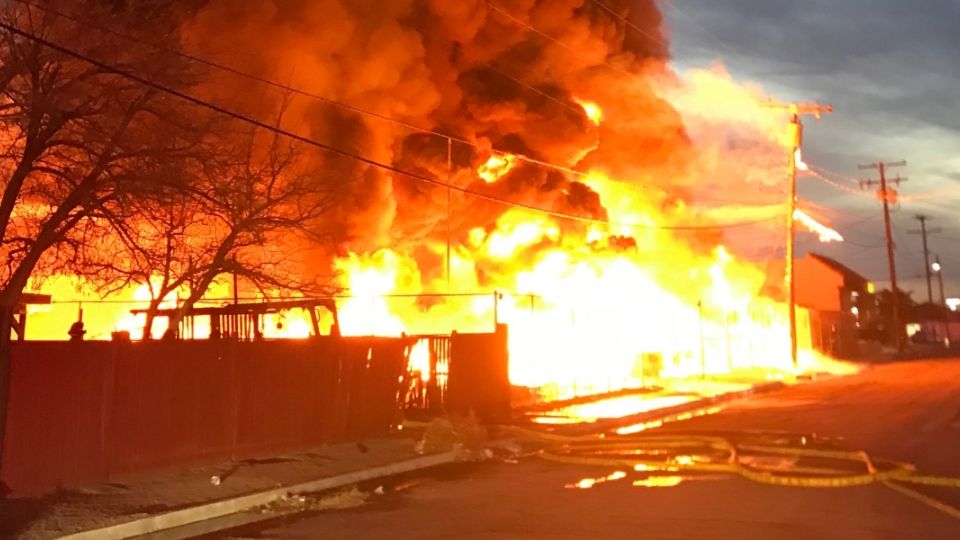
794,210,843,243
18,65,855,403
575,98,604,126
477,154,517,183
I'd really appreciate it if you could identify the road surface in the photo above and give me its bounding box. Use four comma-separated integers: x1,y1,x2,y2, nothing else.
208,360,960,539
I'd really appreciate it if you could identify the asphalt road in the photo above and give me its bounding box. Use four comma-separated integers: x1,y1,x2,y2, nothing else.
209,360,960,539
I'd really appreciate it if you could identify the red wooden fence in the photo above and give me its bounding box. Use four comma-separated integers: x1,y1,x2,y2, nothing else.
0,337,405,497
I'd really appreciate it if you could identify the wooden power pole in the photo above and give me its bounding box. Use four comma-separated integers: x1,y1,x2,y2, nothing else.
777,101,832,367
908,214,940,304
860,160,907,351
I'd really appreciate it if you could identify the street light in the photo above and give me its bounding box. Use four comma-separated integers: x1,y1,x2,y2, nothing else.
932,258,945,303
932,256,951,346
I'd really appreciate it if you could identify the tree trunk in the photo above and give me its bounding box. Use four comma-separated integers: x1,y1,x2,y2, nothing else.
141,299,162,341
165,292,203,340
0,302,16,485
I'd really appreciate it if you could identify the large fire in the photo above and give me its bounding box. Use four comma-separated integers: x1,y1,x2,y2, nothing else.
14,1,851,401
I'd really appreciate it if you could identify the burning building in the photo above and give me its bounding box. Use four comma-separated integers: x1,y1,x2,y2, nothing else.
20,0,844,399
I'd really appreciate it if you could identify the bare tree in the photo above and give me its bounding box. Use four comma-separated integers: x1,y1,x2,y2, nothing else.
0,0,205,471
160,118,341,338
82,187,204,339
76,97,341,340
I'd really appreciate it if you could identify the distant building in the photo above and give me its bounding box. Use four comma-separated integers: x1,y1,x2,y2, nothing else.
794,253,876,358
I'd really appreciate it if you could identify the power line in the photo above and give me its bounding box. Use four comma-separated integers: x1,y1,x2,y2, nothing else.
842,210,883,229
905,198,960,214
17,0,799,213
808,165,960,212
8,0,600,185
476,59,582,116
18,0,788,213
662,0,742,61
810,162,960,209
10,1,450,139
0,19,782,233
900,185,960,202
587,0,670,49
485,1,659,87
45,292,534,305
802,168,875,199
844,239,885,249
808,165,861,185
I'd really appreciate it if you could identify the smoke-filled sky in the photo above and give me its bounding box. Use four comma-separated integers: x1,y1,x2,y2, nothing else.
665,0,960,300
178,0,957,300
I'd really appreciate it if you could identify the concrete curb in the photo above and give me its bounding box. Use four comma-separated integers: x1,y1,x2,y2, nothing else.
59,451,460,540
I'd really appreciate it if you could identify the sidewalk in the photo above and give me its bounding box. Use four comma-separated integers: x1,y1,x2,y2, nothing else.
0,369,850,539
1,433,449,539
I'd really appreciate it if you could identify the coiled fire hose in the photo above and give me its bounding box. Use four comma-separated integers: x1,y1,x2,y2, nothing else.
495,425,960,516
404,418,960,517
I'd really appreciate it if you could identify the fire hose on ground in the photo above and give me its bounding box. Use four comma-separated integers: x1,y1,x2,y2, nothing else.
496,426,960,519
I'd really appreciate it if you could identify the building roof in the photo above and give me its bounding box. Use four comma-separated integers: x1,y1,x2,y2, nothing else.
807,253,870,290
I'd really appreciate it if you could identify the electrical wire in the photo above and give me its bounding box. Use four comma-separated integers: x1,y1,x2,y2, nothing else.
808,165,862,186
813,161,960,204
12,0,784,212
0,20,783,232
484,1,664,87
661,0,744,61
843,240,884,250
900,185,960,202
8,0,603,185
841,210,882,229
46,291,536,305
475,59,583,116
891,226,923,270
587,0,670,49
822,212,883,250
806,166,960,247
802,169,875,199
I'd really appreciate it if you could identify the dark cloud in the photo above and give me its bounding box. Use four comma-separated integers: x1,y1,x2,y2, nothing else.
664,0,960,295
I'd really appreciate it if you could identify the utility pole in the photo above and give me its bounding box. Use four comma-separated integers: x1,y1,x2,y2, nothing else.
908,215,941,303
860,160,907,351
773,101,832,368
446,137,453,292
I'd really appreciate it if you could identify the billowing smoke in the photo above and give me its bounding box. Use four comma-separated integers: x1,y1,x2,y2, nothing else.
181,0,688,252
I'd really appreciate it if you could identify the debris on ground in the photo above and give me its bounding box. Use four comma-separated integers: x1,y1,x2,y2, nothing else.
486,438,530,462
264,486,370,514
415,412,487,459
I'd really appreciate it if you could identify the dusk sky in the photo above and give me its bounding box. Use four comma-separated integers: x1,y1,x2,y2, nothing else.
664,0,960,300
